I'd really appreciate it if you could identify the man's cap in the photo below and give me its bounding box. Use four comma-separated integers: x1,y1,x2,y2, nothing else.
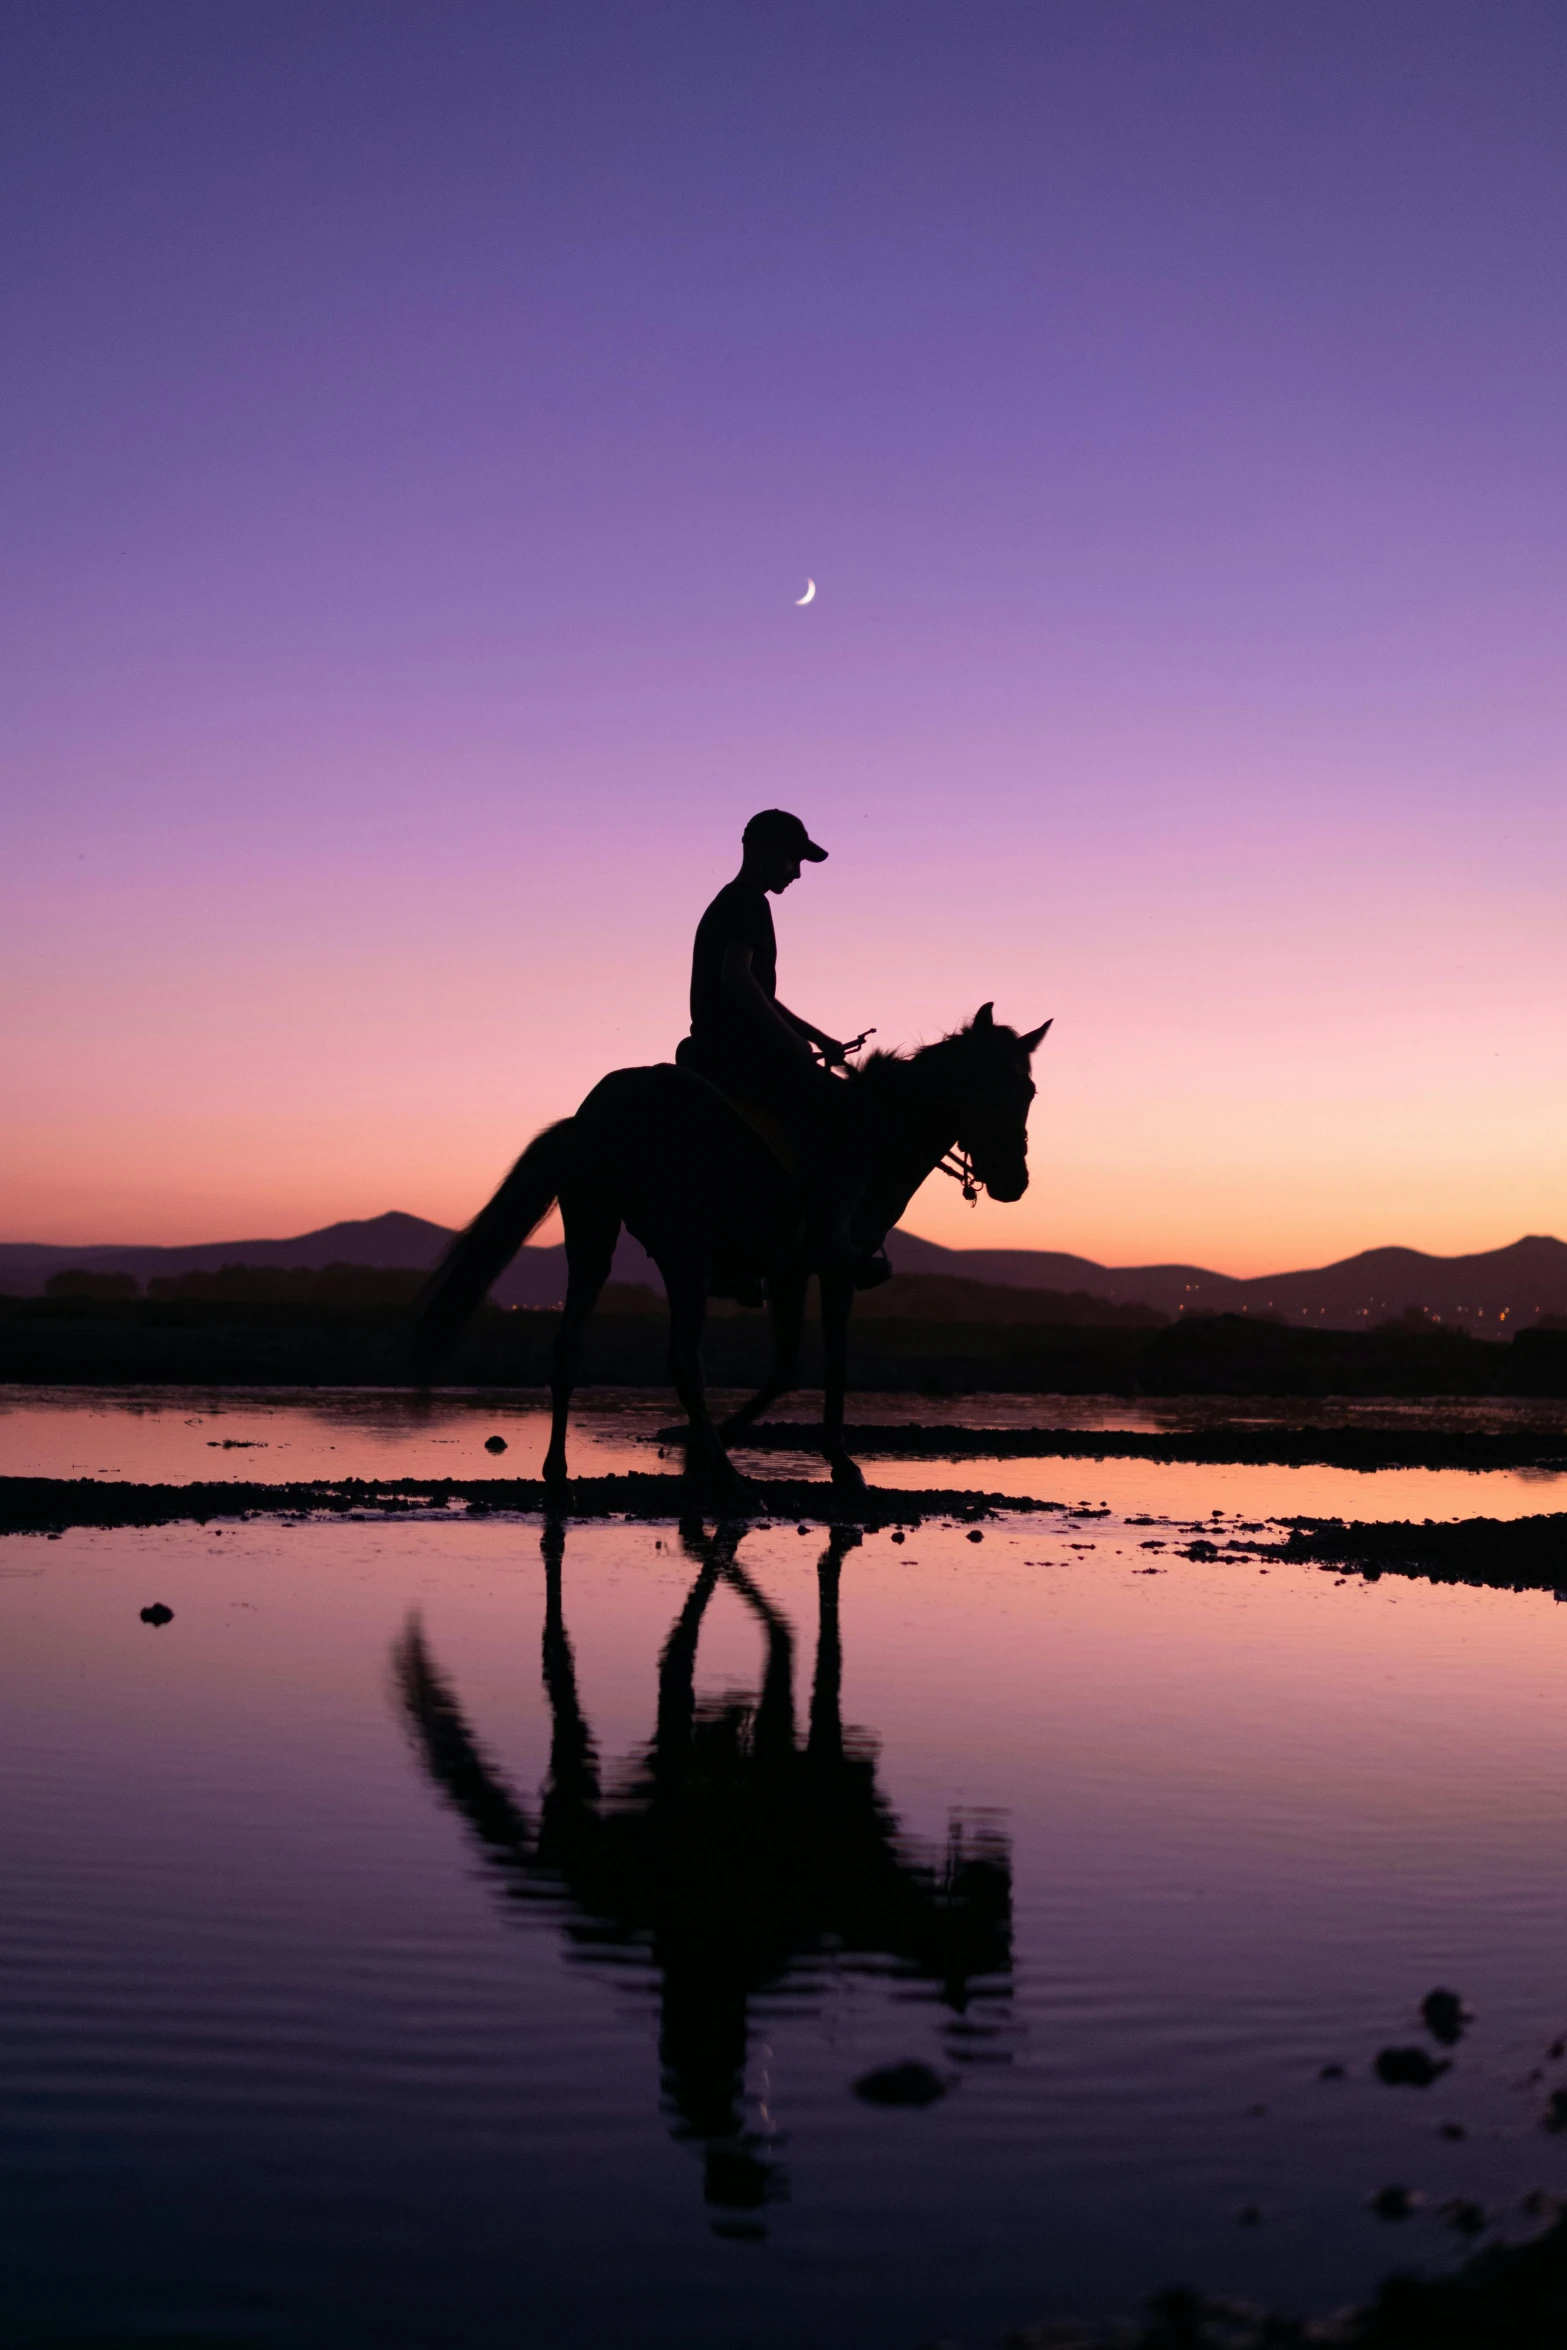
743,808,827,861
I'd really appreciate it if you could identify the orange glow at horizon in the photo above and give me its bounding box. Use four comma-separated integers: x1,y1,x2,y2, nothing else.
6,771,1564,1276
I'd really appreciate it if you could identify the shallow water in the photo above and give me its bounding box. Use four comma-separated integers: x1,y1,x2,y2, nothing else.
6,1427,1567,2347
7,1393,1567,2345
4,1385,1566,1523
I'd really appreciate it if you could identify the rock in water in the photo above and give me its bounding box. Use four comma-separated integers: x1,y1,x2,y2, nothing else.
853,2061,947,2107
1441,2198,1488,2236
1376,2046,1449,2087
1422,1987,1469,2044
140,1603,174,1626
484,1435,507,1454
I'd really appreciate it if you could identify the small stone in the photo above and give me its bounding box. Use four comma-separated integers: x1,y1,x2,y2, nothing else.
1376,2046,1448,2088
853,2061,947,2108
140,1603,174,1626
1369,2184,1420,2220
1319,2063,1346,2080
1440,2198,1487,2236
891,1530,905,1543
1422,1988,1468,2045
1438,2121,1467,2140
484,1435,507,1454
1542,2088,1567,2132
967,1529,983,1543
1236,2204,1262,2227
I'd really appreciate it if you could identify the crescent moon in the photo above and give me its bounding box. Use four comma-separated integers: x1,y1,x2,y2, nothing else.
795,579,816,605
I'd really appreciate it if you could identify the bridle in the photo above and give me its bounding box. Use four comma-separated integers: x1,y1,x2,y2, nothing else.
935,1146,981,1205
832,1025,996,1204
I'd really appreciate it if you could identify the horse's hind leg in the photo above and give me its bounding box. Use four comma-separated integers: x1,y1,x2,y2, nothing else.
662,1259,746,1497
543,1196,618,1490
718,1267,805,1440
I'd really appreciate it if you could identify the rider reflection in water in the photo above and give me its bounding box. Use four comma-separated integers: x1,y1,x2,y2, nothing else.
676,810,879,1284
393,1519,1013,2230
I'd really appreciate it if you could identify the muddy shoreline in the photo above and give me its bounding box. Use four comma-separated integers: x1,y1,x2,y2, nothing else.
1270,1511,1567,1592
0,1473,1038,1536
702,1420,1567,1472
6,1469,1565,1599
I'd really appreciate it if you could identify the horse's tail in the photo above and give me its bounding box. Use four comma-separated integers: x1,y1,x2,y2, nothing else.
411,1119,577,1380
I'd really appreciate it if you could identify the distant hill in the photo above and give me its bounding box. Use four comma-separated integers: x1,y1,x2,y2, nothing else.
0,1212,606,1308
881,1230,1567,1333
0,1211,455,1293
3,1212,1565,1332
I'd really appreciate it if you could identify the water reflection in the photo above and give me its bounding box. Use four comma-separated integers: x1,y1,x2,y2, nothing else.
394,1518,1011,2229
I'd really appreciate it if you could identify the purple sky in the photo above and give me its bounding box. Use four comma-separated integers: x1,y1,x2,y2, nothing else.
4,2,1564,1268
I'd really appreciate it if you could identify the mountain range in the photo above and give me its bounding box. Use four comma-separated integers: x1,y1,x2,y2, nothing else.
4,1212,1565,1332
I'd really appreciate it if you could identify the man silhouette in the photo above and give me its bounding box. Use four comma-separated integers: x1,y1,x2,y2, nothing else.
684,810,844,1085
677,810,870,1274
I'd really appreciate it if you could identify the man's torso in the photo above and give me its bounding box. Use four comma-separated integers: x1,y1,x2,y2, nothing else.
689,880,776,1051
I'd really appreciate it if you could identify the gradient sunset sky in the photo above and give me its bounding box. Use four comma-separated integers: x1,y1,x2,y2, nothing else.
4,2,1564,1272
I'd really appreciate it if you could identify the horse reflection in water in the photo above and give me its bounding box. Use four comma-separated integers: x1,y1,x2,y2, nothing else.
393,1520,1011,2228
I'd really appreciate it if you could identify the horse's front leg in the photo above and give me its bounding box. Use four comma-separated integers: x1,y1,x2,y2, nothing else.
718,1266,805,1440
544,1298,591,1490
818,1267,866,1492
663,1260,750,1499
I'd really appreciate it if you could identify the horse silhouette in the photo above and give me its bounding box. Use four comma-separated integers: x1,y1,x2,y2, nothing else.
392,1519,1012,2225
412,1004,1050,1494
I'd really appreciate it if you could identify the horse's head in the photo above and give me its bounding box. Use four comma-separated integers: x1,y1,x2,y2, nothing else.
951,1003,1050,1202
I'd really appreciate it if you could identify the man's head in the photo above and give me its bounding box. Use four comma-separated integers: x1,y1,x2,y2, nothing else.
739,808,827,893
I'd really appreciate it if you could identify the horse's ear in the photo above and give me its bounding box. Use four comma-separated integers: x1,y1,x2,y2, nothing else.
973,1002,994,1032
1019,1019,1052,1053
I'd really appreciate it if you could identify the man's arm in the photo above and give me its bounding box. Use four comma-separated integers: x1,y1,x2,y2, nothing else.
720,942,845,1063
776,1001,848,1063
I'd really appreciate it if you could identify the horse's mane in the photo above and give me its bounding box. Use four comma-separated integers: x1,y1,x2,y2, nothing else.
855,1015,1009,1095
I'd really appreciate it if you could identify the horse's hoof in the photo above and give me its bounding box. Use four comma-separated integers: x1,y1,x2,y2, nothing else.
542,1461,570,1493
685,1461,758,1507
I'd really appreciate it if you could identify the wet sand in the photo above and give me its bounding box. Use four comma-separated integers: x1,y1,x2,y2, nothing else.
0,1470,1032,1535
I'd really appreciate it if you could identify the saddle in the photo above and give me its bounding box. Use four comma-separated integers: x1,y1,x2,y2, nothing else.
674,1039,891,1300
673,1038,813,1182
